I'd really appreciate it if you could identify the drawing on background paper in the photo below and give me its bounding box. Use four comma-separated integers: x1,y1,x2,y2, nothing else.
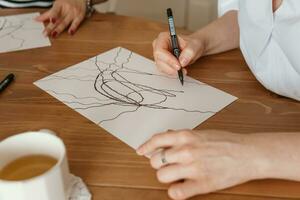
34,47,237,149
0,12,51,53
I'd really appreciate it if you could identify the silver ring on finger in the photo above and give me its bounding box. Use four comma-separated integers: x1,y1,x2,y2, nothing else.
161,149,168,165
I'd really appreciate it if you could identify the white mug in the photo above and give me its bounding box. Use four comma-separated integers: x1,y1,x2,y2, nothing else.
0,131,70,200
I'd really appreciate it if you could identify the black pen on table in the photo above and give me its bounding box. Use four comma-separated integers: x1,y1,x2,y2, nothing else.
167,8,184,85
0,73,15,93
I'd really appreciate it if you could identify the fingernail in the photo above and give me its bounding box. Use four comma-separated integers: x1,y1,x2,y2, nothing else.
136,149,143,156
69,30,74,35
52,31,57,38
51,18,56,24
180,57,188,67
169,189,181,200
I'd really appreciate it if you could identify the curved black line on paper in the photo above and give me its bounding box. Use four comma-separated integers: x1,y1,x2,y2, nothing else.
40,47,216,125
91,47,215,124
0,15,42,51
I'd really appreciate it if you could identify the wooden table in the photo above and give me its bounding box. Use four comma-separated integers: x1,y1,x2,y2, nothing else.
1,9,300,200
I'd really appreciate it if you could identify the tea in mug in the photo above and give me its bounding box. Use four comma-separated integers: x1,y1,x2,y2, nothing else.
0,155,58,181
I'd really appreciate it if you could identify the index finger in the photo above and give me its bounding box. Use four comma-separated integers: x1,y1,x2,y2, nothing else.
153,33,181,70
153,32,172,51
136,130,193,156
36,4,61,22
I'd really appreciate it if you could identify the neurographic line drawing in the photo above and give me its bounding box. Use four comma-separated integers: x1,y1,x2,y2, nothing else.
0,12,51,53
40,47,215,124
92,48,216,124
35,47,237,149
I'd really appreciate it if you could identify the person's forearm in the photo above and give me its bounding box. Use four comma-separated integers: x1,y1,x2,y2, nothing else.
249,132,300,181
191,11,239,56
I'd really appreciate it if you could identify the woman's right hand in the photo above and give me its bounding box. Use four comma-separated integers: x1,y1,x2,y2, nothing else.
152,32,205,76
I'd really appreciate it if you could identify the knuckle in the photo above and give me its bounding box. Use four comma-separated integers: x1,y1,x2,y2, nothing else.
143,143,151,152
153,50,160,59
158,31,168,38
148,135,160,147
182,147,195,161
154,50,164,60
178,130,193,143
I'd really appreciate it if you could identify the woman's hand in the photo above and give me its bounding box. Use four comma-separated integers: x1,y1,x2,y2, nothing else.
136,130,270,200
152,32,205,76
36,0,86,37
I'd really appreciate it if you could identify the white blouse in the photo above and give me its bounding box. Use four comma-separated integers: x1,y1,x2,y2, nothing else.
218,0,300,101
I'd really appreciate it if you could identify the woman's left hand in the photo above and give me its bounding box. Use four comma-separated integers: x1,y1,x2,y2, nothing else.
36,0,86,37
137,130,268,200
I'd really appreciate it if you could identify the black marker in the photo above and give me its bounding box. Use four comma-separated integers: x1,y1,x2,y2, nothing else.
0,73,14,93
167,8,184,85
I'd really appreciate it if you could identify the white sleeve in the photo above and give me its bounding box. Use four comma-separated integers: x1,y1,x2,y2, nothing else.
218,0,239,17
238,0,300,101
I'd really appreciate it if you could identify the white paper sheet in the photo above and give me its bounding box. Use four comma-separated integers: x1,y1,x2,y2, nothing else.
34,47,237,149
0,12,51,53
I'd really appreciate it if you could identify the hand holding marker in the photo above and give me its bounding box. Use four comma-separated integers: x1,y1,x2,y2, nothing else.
167,8,184,85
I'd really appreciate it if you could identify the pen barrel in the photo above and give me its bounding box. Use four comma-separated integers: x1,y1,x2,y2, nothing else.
0,74,14,92
171,35,179,49
167,8,184,85
0,80,9,91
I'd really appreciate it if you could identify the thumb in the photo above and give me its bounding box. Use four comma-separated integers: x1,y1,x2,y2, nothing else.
179,45,197,67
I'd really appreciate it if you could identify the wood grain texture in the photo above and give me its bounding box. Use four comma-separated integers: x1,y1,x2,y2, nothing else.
0,9,300,200
88,186,294,200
